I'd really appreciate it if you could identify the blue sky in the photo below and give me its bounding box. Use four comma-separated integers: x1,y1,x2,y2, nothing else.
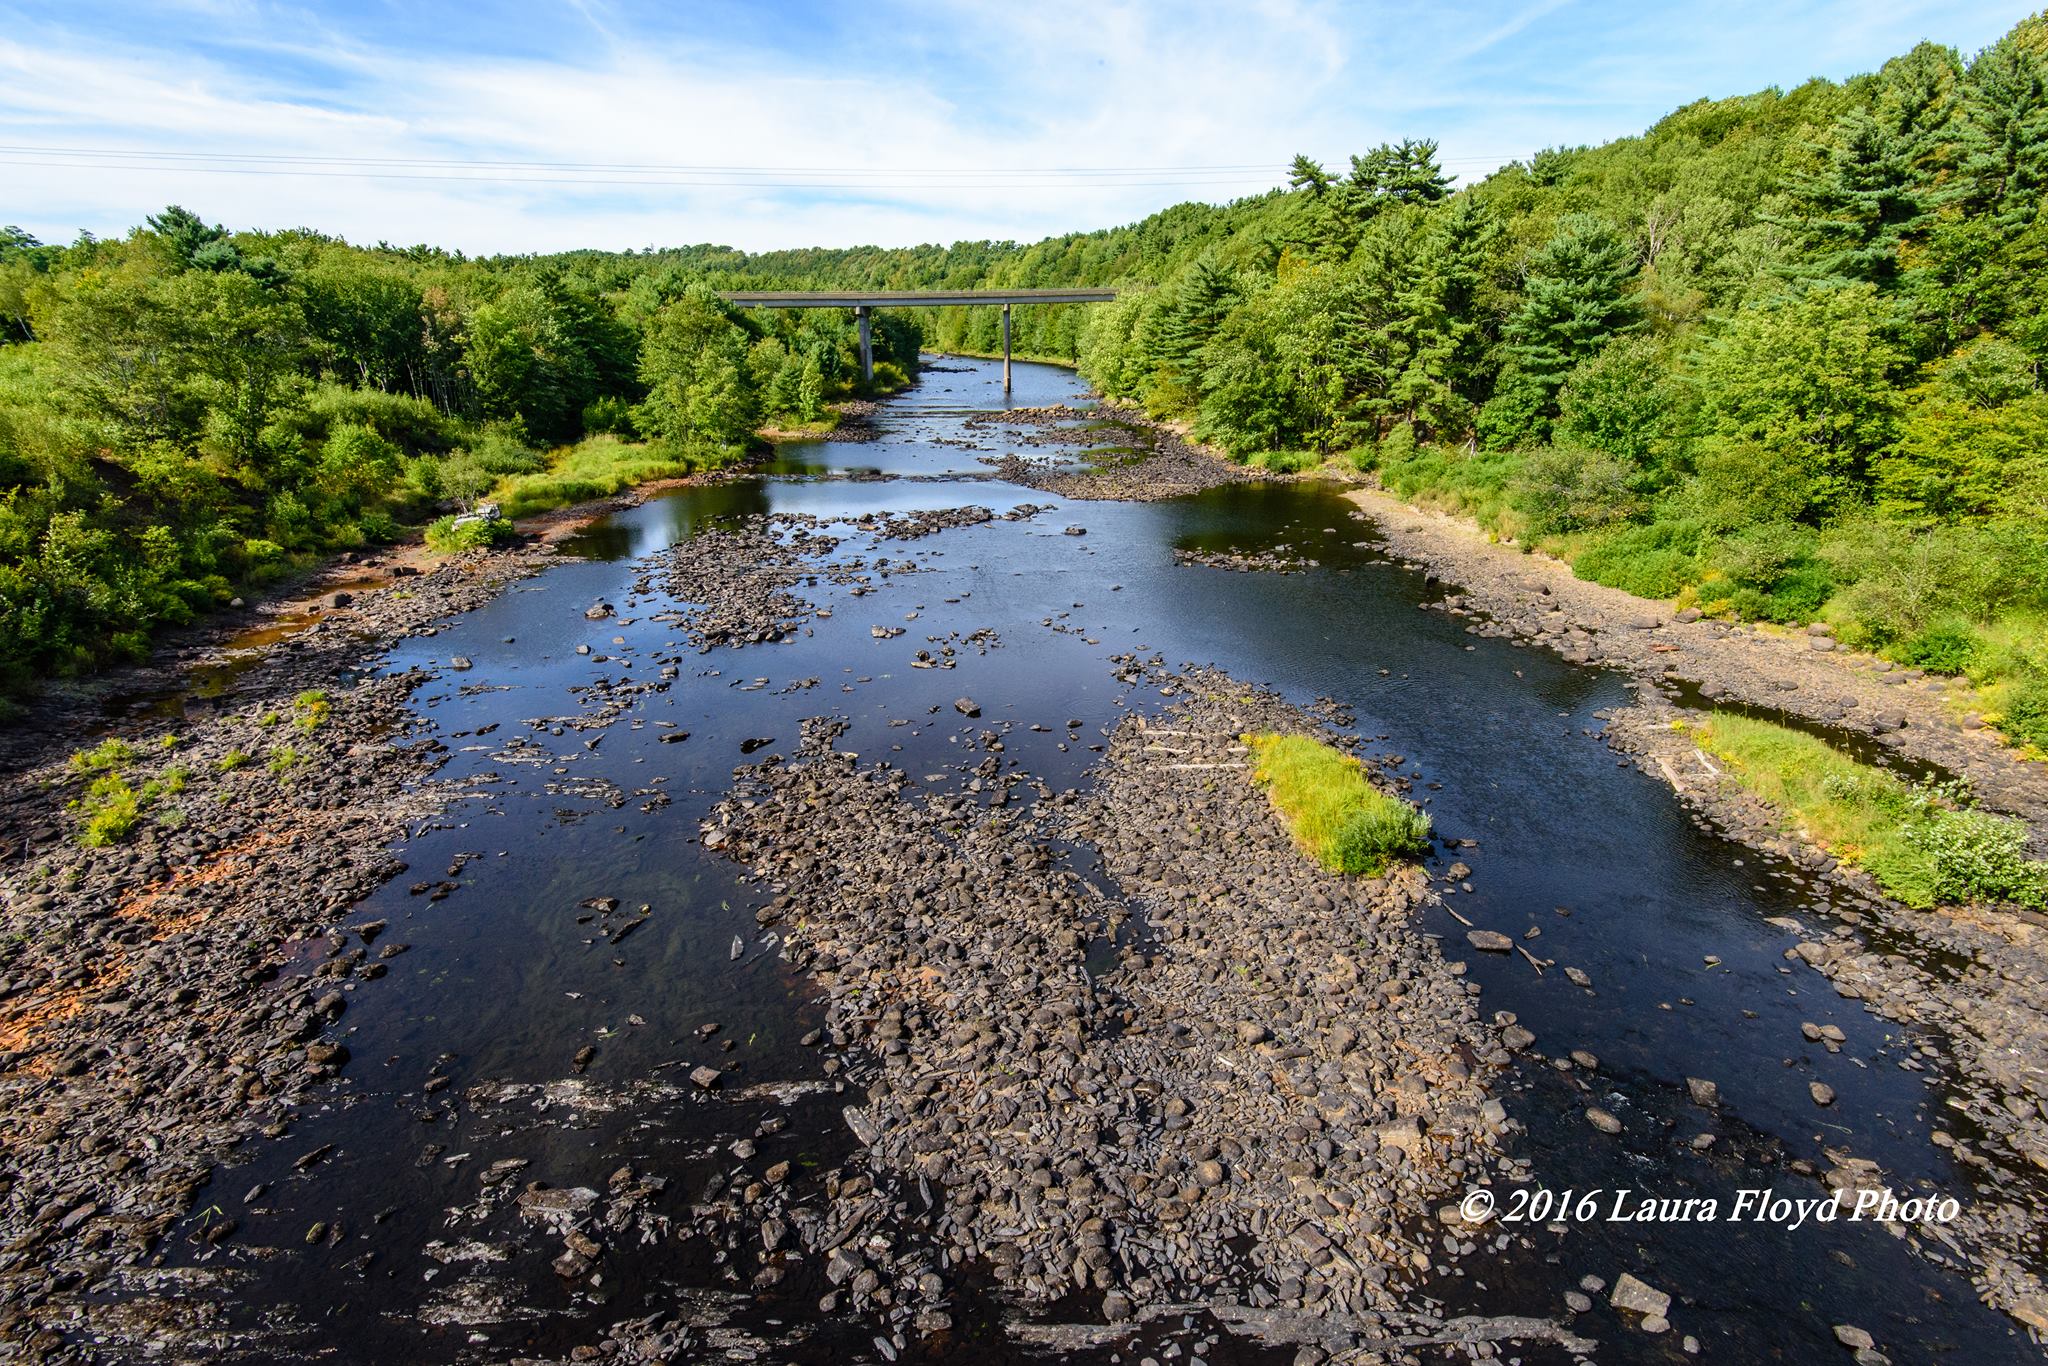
1,1,2037,254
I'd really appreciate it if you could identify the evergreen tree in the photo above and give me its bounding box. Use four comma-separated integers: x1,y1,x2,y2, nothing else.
1954,26,2048,230
1147,254,1238,379
1781,43,1962,288
1389,195,1496,440
1483,214,1639,445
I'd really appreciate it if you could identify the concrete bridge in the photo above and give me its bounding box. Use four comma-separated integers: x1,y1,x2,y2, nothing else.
722,288,1117,389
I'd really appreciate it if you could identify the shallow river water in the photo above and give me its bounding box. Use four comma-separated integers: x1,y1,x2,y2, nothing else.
156,359,2035,1363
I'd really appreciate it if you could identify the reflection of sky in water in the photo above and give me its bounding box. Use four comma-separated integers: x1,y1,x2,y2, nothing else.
168,356,2026,1366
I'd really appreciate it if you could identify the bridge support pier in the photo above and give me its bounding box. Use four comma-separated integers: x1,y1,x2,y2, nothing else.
1002,302,1012,391
855,305,873,386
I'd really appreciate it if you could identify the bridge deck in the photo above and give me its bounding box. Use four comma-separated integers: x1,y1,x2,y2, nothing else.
721,288,1115,389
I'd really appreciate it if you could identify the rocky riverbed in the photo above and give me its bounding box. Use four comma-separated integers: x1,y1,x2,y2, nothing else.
701,664,1589,1359
969,404,1258,502
4,357,2043,1363
0,541,560,1357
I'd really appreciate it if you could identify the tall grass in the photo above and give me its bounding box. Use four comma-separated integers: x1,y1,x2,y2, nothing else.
1688,711,2045,908
1246,732,1432,876
489,435,736,520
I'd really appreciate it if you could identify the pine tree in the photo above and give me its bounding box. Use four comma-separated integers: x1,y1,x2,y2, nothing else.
1780,43,1962,288
1485,214,1640,445
1390,195,1496,440
1147,255,1239,377
1955,28,2048,229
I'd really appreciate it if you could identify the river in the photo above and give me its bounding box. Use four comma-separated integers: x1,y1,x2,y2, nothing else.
150,357,2033,1363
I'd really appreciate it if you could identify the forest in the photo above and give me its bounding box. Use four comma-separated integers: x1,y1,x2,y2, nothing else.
3,14,2046,752
0,220,922,690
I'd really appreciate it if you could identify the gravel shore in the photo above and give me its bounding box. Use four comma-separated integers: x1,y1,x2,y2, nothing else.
701,663,1572,1357
1343,484,2048,839
0,541,559,1356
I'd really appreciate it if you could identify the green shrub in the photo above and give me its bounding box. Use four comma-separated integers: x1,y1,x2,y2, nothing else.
1573,521,1704,599
1512,443,1644,536
424,514,517,553
1899,621,1981,674
2001,673,2048,749
1249,449,1320,474
1711,522,1835,623
1901,808,2046,907
1331,801,1435,873
1247,732,1432,876
582,396,640,438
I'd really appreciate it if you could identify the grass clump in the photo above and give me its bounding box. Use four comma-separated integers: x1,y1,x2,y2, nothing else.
73,773,143,846
424,513,517,553
66,760,185,847
292,689,330,731
490,434,710,519
1689,710,2046,908
1246,732,1432,876
67,738,137,774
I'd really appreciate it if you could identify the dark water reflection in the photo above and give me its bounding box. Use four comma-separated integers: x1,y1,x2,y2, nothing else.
158,358,2032,1363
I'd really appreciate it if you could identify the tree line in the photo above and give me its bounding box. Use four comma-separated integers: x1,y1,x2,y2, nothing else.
5,15,2047,751
960,19,2048,752
0,218,921,688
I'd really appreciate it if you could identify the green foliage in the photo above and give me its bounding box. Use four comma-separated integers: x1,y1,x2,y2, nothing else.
1692,284,1906,521
292,689,330,730
1572,521,1705,599
1247,731,1432,876
1897,807,2048,907
2002,673,2048,749
1487,214,1642,445
1693,709,2046,908
74,772,143,847
0,220,900,692
424,513,517,553
1512,443,1644,536
1554,336,1679,470
634,287,760,450
68,737,137,773
1708,522,1835,621
1898,620,1981,673
491,435,710,518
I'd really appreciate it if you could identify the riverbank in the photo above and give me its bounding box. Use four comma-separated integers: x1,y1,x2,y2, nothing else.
0,536,559,1355
1343,484,2048,840
1333,480,2048,1336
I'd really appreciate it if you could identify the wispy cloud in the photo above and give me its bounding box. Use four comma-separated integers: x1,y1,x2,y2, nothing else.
0,0,2036,253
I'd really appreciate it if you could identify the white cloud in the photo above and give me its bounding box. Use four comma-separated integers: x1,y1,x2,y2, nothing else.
0,0,2039,253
